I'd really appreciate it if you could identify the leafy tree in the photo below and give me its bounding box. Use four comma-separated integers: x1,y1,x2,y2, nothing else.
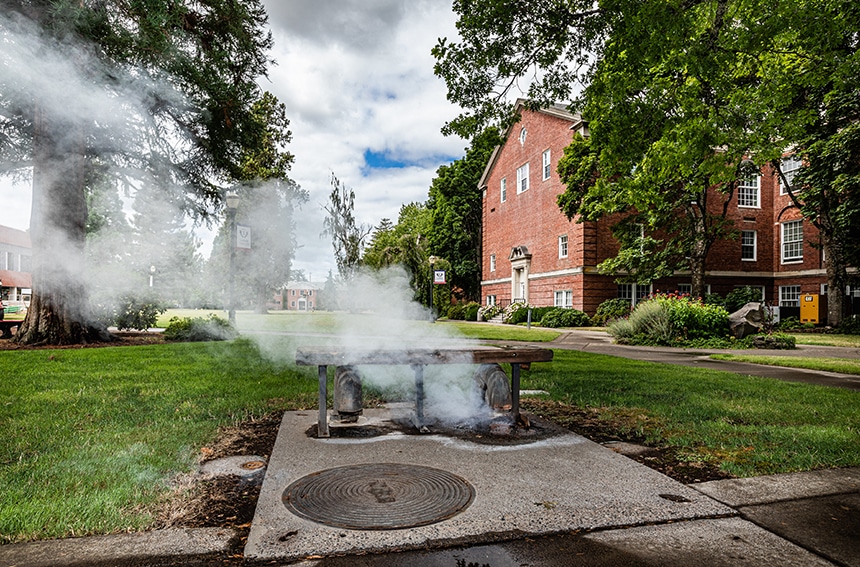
362,202,432,305
427,128,500,302
322,173,372,282
0,0,276,344
435,0,860,323
209,91,305,314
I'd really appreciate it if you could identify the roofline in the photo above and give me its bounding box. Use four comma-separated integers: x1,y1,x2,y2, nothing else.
478,99,585,190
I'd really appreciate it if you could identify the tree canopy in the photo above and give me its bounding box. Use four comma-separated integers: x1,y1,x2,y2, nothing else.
435,0,860,323
0,0,280,343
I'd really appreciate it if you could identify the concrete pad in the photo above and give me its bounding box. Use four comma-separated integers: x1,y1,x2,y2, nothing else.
288,517,835,566
738,493,860,567
694,467,860,506
245,409,733,563
0,527,237,567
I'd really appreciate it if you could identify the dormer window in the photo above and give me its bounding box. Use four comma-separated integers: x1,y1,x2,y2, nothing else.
519,127,527,146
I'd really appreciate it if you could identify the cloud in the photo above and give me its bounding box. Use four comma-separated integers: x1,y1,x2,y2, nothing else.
0,1,467,286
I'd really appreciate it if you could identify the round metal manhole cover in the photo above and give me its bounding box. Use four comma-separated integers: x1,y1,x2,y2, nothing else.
282,463,475,530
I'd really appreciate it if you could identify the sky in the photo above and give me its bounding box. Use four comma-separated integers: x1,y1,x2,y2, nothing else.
0,0,469,283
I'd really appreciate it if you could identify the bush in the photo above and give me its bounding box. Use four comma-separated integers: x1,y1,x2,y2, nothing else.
592,298,632,325
162,315,238,342
463,302,481,321
506,304,555,325
539,308,591,328
724,286,764,313
446,304,466,320
608,293,729,345
479,304,502,321
92,294,167,331
752,333,796,349
836,316,860,335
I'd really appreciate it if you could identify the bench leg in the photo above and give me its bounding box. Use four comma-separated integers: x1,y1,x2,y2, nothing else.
318,365,329,438
511,363,521,422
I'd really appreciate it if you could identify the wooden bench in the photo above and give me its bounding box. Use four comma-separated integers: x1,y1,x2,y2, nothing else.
295,345,554,437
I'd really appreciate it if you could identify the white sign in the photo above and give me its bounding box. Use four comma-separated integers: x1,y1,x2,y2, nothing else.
236,225,251,249
433,270,446,285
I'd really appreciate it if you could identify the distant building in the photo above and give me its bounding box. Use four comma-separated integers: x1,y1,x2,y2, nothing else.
0,225,32,304
277,281,322,311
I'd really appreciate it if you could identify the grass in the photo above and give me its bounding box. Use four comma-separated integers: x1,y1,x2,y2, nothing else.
156,309,561,343
710,354,860,375
1,315,858,543
523,350,859,478
0,338,319,543
789,333,860,348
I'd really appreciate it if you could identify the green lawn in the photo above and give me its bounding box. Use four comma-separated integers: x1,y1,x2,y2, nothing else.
710,354,860,375
790,333,860,348
1,318,858,544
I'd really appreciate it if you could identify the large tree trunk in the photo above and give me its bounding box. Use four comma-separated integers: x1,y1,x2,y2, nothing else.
822,234,846,327
13,104,111,345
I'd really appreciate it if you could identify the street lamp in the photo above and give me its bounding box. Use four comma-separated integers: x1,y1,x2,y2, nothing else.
226,191,239,325
149,265,156,288
428,255,437,323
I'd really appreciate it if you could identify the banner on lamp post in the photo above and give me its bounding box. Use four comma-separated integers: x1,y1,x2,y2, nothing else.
236,225,251,249
433,270,446,285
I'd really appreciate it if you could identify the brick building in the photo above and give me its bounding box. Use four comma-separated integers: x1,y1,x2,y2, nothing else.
479,100,850,322
0,224,32,305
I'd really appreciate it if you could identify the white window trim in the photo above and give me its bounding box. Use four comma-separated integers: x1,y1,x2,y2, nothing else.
554,289,573,308
738,175,760,208
558,235,568,259
780,155,803,195
781,220,803,263
779,285,801,307
489,254,496,272
542,149,551,180
741,230,757,262
500,177,507,203
516,163,530,194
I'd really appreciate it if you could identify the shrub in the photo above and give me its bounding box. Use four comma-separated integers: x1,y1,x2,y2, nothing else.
507,304,555,325
162,314,238,342
608,300,675,345
93,294,167,331
479,304,502,321
446,304,466,320
724,286,764,313
752,333,796,349
592,298,632,325
836,316,860,335
540,308,591,328
608,293,729,345
463,302,481,321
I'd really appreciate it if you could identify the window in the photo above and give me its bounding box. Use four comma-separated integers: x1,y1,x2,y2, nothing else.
516,163,529,193
542,149,551,180
308,290,313,296
500,177,507,202
677,283,711,297
489,254,496,272
781,220,803,262
738,175,760,208
780,155,803,194
558,235,568,259
780,285,801,307
554,290,573,308
291,289,296,296
618,283,651,306
486,295,497,306
5,252,13,271
741,230,757,261
519,127,527,146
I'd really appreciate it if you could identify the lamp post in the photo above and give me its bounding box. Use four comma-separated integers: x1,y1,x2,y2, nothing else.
226,191,240,325
149,265,155,288
428,255,437,323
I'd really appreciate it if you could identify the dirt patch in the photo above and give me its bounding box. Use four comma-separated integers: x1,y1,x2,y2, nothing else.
0,330,165,350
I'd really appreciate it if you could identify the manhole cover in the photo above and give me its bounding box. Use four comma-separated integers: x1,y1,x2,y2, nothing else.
282,463,475,530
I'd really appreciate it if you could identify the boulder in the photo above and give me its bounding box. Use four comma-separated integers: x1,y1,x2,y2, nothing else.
729,302,765,339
